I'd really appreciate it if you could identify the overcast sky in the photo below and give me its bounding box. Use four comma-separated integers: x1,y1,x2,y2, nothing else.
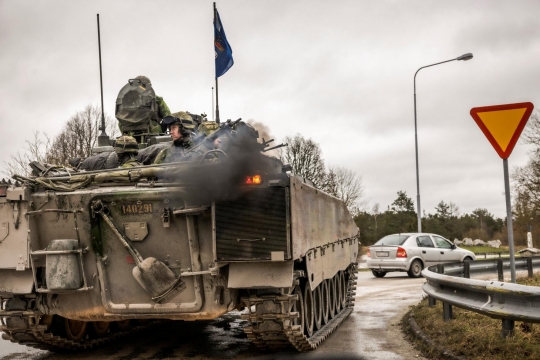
1,0,539,218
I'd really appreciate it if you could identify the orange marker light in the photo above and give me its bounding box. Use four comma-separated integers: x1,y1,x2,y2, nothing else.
253,175,262,184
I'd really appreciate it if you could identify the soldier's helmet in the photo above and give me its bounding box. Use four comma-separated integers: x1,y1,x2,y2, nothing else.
162,112,195,135
199,121,220,136
114,135,139,154
135,75,151,86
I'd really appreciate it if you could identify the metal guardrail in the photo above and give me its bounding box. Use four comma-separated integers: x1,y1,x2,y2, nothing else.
474,251,510,259
422,257,540,337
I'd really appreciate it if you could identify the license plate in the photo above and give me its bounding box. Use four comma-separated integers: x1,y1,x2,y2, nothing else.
376,251,389,257
121,203,154,215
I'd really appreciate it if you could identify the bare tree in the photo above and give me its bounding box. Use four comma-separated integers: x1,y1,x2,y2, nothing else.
280,134,327,188
48,105,117,166
512,151,540,210
324,166,366,211
2,132,53,177
372,203,380,230
449,202,460,217
523,112,540,152
2,104,117,176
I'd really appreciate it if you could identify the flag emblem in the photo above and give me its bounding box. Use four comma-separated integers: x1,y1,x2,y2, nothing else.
214,9,234,78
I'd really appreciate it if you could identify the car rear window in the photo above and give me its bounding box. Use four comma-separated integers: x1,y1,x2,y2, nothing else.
373,234,410,246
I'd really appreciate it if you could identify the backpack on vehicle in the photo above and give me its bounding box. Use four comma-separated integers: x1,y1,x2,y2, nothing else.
115,77,159,133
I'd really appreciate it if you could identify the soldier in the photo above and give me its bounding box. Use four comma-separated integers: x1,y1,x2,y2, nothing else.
153,112,196,164
113,135,140,168
116,75,171,135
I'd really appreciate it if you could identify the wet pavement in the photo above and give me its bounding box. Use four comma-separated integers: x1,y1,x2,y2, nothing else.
0,271,427,360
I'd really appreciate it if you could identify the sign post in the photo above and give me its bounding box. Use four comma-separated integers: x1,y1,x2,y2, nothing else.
470,102,534,283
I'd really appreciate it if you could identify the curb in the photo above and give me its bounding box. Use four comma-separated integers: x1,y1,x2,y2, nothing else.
407,311,467,360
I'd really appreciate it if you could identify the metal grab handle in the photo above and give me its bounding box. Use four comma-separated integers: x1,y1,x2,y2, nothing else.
92,200,144,265
237,238,266,242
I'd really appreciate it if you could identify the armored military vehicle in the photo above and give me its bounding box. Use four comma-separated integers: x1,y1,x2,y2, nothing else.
0,120,359,352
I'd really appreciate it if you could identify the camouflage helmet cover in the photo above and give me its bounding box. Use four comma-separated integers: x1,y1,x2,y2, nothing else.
114,135,139,154
135,75,151,85
199,121,220,136
163,111,195,133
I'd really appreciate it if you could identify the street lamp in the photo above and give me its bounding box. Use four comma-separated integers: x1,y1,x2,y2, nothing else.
414,53,473,233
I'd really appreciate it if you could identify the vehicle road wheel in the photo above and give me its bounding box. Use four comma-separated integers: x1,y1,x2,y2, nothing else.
321,280,330,325
290,284,304,334
334,273,343,312
407,259,423,278
303,282,314,337
313,285,322,331
112,319,131,332
89,321,110,338
339,271,347,309
328,278,336,319
464,256,473,262
64,318,87,342
371,270,386,278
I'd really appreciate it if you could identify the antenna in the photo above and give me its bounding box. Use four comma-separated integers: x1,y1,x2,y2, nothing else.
213,2,220,124
96,14,110,147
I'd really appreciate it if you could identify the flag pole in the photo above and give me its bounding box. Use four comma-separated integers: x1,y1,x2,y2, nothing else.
213,2,220,124
211,87,215,122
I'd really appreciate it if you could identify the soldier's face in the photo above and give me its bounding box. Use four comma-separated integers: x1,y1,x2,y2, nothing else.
170,125,183,141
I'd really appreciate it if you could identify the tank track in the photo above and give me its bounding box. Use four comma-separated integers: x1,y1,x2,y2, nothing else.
1,316,161,352
241,263,358,352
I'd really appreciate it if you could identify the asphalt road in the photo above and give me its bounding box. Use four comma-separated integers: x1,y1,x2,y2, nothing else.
0,271,427,360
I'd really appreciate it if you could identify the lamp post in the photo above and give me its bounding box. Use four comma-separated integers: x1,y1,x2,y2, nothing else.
414,53,473,233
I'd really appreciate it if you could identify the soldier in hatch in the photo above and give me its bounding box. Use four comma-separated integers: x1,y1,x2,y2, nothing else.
116,75,171,135
113,135,141,168
153,112,196,164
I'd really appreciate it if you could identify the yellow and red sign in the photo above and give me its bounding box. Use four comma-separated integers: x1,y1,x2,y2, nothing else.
470,102,534,159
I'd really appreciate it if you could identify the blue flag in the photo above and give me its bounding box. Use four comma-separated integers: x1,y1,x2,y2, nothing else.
214,10,234,78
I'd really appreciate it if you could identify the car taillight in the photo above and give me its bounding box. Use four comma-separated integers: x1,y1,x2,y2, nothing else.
245,175,262,185
367,249,371,258
0,187,6,197
396,247,407,258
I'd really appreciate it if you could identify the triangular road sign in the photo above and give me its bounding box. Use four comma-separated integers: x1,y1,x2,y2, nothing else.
470,102,534,159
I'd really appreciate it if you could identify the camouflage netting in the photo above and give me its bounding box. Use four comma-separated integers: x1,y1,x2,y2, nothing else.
29,175,94,192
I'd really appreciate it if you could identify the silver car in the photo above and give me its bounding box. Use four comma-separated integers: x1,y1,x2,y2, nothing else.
366,233,476,278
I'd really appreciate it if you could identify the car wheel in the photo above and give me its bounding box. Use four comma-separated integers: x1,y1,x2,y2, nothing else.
407,259,423,278
371,270,386,278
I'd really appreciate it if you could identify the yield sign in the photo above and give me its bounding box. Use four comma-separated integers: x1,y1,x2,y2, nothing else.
470,102,534,159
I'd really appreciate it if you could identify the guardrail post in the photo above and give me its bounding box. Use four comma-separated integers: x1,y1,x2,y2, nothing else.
484,253,487,259
498,253,501,258
437,264,444,274
464,260,470,279
527,257,533,278
443,302,453,322
502,319,514,337
428,296,436,307
497,259,504,282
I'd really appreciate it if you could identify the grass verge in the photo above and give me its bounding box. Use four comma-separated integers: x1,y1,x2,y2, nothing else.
459,245,508,254
404,274,540,360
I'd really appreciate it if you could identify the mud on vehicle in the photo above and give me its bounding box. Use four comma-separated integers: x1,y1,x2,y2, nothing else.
0,120,359,352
